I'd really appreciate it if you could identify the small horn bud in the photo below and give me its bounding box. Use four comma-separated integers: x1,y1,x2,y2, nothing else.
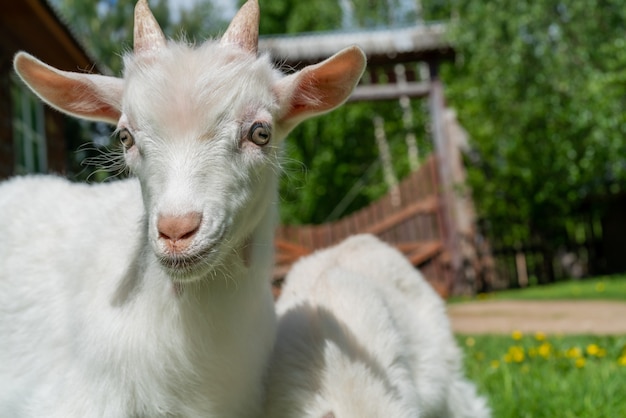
220,0,259,54
134,0,166,54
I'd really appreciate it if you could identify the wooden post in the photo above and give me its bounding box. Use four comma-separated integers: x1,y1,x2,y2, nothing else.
394,64,420,171
373,115,401,208
428,66,463,294
515,251,529,287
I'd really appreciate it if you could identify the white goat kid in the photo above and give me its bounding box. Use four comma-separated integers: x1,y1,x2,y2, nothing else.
265,234,491,418
0,0,365,416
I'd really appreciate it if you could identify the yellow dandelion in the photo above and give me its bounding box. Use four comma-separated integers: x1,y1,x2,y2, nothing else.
465,337,475,348
490,360,500,369
575,358,586,368
507,346,525,363
538,342,552,359
534,332,546,342
618,356,626,367
566,347,582,359
512,330,523,341
595,282,606,292
586,344,600,357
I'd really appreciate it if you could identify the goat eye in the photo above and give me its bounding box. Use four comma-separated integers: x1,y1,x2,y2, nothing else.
248,122,271,146
119,129,135,149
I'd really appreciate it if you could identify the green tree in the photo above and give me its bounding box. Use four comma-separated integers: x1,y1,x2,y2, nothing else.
255,0,342,34
441,0,626,262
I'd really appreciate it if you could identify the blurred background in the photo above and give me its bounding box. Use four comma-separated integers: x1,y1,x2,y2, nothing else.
3,0,626,296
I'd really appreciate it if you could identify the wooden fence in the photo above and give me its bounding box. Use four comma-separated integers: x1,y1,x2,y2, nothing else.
272,155,457,298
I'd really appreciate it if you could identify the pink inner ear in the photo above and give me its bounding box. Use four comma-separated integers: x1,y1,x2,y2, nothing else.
279,46,366,124
15,53,122,124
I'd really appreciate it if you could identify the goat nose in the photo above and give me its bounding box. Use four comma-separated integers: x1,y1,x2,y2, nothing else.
157,212,202,252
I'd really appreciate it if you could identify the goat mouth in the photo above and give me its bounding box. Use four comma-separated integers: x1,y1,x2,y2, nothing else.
158,244,219,279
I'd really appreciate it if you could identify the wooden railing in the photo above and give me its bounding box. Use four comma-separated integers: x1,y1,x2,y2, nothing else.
273,155,454,297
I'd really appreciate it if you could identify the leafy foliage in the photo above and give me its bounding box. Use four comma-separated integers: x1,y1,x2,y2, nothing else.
256,0,342,34
441,0,626,250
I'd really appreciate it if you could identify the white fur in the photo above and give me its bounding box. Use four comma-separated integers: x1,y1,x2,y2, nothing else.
0,1,366,416
0,175,277,417
265,234,491,418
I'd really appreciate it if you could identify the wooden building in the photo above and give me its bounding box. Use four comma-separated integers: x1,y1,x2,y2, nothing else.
0,0,99,179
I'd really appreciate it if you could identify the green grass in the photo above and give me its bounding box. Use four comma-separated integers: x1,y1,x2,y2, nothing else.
450,276,626,416
459,333,626,418
451,275,626,304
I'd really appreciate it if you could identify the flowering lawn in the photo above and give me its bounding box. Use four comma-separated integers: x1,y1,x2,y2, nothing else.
459,332,626,417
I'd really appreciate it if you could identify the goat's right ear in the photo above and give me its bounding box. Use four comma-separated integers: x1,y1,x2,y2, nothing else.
276,45,366,132
13,52,123,125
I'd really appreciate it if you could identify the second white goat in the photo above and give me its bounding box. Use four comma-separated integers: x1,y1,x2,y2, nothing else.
265,234,491,418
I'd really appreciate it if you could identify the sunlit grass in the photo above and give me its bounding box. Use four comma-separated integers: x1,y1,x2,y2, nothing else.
459,333,626,417
451,275,626,304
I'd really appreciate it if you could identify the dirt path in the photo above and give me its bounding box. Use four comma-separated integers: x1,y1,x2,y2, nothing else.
448,300,626,335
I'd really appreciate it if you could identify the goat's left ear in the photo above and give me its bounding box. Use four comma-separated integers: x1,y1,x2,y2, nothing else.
14,52,123,125
276,46,366,130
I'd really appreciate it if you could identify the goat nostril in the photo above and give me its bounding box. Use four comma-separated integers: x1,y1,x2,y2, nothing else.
157,212,202,244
